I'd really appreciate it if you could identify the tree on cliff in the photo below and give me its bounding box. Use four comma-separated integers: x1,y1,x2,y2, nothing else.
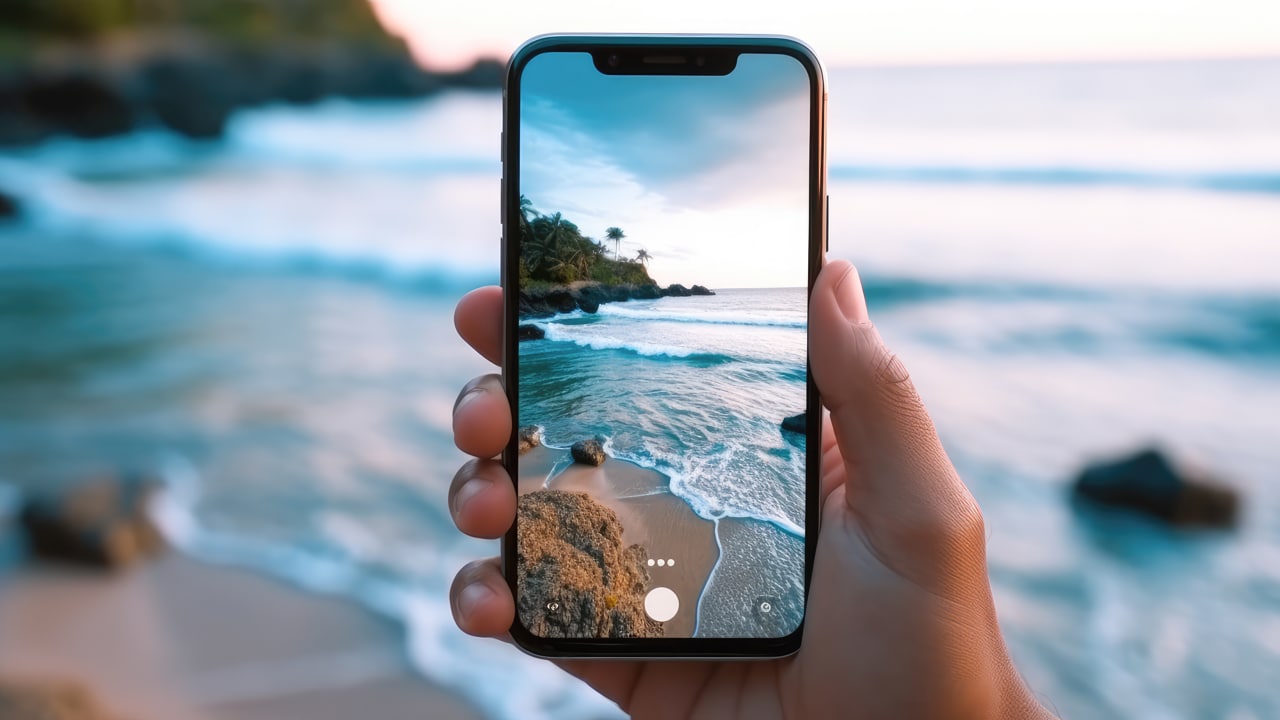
635,248,651,266
605,227,625,261
518,201,653,287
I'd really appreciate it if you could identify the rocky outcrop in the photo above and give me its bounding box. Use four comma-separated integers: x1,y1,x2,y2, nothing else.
571,438,606,466
517,324,545,341
518,279,717,318
1072,447,1240,528
519,282,661,318
20,476,166,569
518,426,541,454
781,413,807,435
516,490,662,639
658,283,716,297
0,190,19,220
0,1,504,146
0,679,120,720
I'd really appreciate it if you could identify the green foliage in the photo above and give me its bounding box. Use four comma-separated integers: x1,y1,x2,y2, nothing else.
519,199,655,288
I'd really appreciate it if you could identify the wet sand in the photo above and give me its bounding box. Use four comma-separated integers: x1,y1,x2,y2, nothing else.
0,553,482,720
518,444,718,638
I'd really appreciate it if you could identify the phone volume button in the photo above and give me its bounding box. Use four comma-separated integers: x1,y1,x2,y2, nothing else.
825,194,830,252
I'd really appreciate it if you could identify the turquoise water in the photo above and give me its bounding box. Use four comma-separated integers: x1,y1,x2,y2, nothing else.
519,289,808,637
1,58,1279,719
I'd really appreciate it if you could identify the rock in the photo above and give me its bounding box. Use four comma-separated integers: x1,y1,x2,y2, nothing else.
0,190,19,220
518,324,545,340
1072,447,1240,528
20,476,166,569
141,54,237,139
546,289,577,313
576,285,608,314
632,283,661,300
690,284,715,296
571,438,606,466
662,283,693,297
437,58,506,89
518,426,542,454
0,679,119,720
18,72,138,140
781,413,807,434
516,490,662,639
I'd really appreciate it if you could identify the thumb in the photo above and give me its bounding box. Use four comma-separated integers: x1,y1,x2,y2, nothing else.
810,261,982,559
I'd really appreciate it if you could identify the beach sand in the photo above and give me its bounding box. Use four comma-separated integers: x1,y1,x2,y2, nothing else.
518,445,718,638
0,553,482,720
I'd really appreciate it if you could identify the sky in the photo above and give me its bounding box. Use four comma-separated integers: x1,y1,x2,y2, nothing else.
519,51,812,289
371,0,1280,71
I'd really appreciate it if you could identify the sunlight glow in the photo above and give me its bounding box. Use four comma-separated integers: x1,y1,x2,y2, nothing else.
371,0,1280,70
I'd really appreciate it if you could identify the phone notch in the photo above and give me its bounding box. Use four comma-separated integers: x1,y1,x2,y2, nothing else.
593,48,738,76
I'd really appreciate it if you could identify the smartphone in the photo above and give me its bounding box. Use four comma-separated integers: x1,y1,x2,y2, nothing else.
501,34,825,658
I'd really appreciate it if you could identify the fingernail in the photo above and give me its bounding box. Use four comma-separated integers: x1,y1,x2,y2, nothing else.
454,387,484,413
452,477,491,516
458,582,494,620
833,265,865,322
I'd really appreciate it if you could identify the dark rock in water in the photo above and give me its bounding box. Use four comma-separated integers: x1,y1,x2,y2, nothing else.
546,289,577,314
518,294,553,319
606,285,633,302
516,490,662,639
518,324,545,341
576,285,608,313
0,190,19,220
662,283,693,297
1072,447,1240,528
142,54,237,139
438,58,506,89
518,426,542,454
19,72,137,140
20,476,166,569
690,284,715,296
781,413,807,435
632,283,661,300
0,679,118,720
571,438,606,466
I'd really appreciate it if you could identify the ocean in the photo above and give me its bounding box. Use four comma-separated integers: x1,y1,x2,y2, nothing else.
1,58,1279,718
520,289,808,637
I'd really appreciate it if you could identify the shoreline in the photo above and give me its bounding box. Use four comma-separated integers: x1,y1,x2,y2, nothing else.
518,442,718,638
519,281,715,320
0,551,483,720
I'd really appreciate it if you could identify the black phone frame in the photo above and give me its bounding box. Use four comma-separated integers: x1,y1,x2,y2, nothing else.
500,34,827,659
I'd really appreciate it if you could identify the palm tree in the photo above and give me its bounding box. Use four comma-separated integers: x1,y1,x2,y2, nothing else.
636,248,651,266
605,227,625,261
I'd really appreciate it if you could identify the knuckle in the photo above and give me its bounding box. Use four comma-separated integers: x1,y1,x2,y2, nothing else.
940,488,988,555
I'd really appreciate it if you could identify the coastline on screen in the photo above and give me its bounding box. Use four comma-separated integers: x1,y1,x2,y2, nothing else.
513,50,812,640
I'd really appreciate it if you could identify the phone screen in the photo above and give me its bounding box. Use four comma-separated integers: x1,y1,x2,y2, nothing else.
511,44,817,644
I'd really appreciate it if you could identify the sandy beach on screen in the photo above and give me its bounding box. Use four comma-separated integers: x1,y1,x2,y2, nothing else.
519,444,718,638
0,552,481,720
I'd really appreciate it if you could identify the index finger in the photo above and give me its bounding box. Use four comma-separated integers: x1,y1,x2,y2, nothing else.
454,286,503,366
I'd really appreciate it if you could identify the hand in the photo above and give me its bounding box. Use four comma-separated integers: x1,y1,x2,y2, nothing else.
447,260,1054,720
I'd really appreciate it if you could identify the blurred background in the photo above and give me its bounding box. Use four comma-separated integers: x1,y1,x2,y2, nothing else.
1,1,1278,719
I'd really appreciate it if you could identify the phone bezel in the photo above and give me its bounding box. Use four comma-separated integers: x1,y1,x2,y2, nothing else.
500,34,827,659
